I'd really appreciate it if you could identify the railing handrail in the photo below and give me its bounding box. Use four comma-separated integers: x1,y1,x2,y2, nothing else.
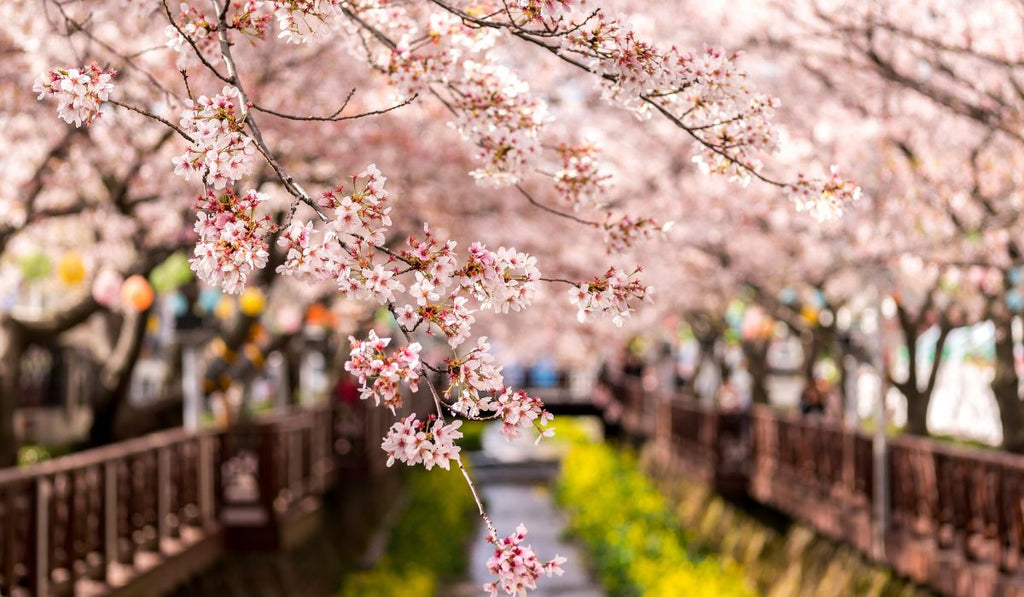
887,431,1024,468
0,404,333,485
0,426,220,485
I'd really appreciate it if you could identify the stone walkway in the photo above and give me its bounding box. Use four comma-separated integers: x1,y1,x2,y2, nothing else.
465,483,604,597
451,422,605,597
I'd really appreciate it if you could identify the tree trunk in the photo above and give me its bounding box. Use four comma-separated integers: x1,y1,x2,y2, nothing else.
0,319,24,467
88,308,151,447
992,319,1024,452
742,339,771,404
903,385,929,436
896,311,926,436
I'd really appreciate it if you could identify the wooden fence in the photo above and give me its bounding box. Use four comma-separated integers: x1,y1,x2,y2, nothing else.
0,404,380,597
629,388,1024,597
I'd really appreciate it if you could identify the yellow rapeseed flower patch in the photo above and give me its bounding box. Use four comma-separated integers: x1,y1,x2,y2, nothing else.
556,424,754,597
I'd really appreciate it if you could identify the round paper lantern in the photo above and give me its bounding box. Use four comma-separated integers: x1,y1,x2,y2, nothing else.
276,305,302,334
214,296,235,320
92,269,123,308
120,275,154,312
150,252,194,293
57,253,86,285
306,303,331,327
168,291,189,317
238,287,266,317
198,287,222,314
18,251,52,282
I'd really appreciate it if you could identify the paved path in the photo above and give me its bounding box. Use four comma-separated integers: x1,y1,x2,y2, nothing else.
465,483,604,597
452,422,605,596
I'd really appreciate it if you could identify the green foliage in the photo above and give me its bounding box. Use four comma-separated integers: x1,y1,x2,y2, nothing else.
340,465,477,597
18,443,72,466
556,436,754,597
459,420,487,452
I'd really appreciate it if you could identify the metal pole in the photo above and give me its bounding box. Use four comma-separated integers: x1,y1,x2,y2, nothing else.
868,301,890,561
183,344,202,432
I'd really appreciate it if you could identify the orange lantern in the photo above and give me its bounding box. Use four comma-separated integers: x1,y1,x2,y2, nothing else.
306,303,335,327
120,275,154,312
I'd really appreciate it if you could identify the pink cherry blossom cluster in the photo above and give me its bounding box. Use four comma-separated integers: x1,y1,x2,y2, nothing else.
398,294,477,348
271,0,340,44
459,243,540,314
389,232,539,347
33,65,115,127
510,0,581,23
446,337,505,417
601,213,672,252
484,525,566,597
321,163,393,247
785,166,862,221
380,413,462,470
493,388,555,443
172,85,256,189
166,1,270,68
553,143,611,212
568,265,653,326
344,330,422,412
232,1,272,37
278,166,407,304
189,189,275,294
165,2,220,69
275,221,348,283
455,60,550,187
688,93,780,186
565,16,783,180
351,6,546,188
403,231,460,302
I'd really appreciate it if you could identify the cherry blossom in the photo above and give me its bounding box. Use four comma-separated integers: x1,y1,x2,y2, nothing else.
553,143,611,212
446,336,505,417
172,86,256,189
271,0,340,44
601,213,672,253
380,413,462,471
344,330,422,412
493,389,555,443
19,1,883,593
33,65,115,127
511,0,581,23
484,524,566,597
459,243,540,314
568,265,654,326
785,166,862,221
190,189,275,294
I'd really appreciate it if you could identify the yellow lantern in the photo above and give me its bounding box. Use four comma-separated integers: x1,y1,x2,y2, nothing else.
214,296,235,321
120,275,154,312
57,253,86,285
239,287,266,317
800,305,819,326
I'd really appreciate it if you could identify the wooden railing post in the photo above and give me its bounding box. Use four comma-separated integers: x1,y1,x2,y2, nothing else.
157,447,171,550
198,435,214,529
29,477,50,596
102,460,117,582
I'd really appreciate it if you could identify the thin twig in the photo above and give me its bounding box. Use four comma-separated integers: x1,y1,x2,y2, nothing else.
516,184,599,226
249,88,418,121
107,99,196,143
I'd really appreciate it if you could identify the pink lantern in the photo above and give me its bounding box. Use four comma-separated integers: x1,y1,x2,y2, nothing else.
92,269,123,308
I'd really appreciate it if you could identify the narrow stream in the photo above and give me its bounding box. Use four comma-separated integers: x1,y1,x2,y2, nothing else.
453,422,605,597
